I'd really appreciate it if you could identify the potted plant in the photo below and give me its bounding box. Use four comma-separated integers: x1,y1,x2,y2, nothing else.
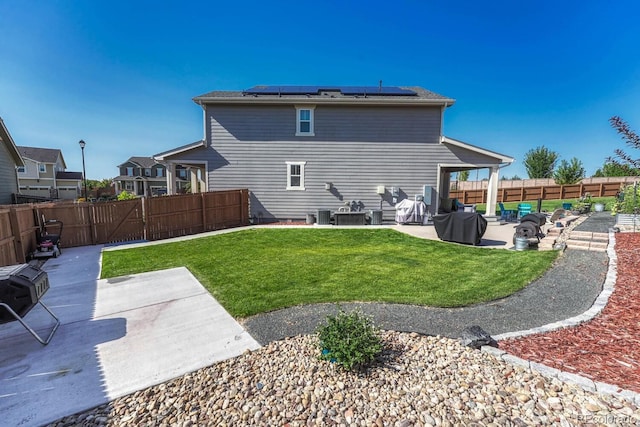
612,183,640,226
573,192,592,214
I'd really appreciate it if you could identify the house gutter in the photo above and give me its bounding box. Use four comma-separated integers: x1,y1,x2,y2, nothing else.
192,97,455,107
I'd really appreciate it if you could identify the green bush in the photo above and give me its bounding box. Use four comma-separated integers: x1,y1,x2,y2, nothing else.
117,190,137,201
612,184,640,215
316,308,383,371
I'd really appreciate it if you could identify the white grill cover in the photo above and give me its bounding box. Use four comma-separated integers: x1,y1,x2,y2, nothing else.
395,199,427,224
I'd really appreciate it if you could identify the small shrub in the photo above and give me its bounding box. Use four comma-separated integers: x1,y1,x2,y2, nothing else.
612,184,640,215
316,308,382,371
117,190,137,201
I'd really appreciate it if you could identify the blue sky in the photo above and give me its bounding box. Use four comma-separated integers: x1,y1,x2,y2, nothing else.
1,1,639,180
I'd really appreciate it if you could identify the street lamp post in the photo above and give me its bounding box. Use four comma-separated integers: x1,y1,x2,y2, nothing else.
79,140,88,200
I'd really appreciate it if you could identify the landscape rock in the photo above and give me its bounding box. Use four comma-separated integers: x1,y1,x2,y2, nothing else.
46,332,640,426
459,325,498,349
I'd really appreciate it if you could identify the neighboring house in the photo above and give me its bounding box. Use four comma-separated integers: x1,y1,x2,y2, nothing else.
0,118,24,204
16,146,82,200
155,85,514,222
114,157,189,197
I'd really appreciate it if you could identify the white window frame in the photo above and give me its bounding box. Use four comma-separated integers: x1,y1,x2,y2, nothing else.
144,168,152,177
295,106,315,136
126,167,134,176
39,163,46,173
286,161,306,191
17,166,25,173
156,168,163,177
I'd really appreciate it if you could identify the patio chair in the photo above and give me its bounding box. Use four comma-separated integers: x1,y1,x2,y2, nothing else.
498,202,516,222
517,203,532,220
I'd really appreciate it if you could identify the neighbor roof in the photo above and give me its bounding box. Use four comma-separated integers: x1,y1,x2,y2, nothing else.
17,146,65,168
193,86,455,106
0,118,24,166
119,157,159,168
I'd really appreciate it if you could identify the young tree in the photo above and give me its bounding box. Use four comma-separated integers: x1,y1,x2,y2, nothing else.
458,170,470,181
593,161,639,177
523,146,559,178
608,116,640,171
554,157,585,184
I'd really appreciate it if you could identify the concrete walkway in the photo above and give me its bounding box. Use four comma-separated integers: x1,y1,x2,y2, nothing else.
0,246,259,427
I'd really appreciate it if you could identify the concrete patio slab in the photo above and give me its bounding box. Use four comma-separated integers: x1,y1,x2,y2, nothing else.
0,247,260,427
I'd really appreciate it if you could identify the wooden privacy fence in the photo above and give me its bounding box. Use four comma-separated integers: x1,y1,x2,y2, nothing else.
0,189,249,267
450,182,624,205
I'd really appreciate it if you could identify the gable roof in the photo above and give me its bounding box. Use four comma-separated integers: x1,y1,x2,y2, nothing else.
118,156,159,168
17,146,66,168
442,136,514,165
193,86,455,107
154,140,206,161
0,118,24,166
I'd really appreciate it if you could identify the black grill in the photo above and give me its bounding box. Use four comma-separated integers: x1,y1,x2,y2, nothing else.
0,264,59,344
0,264,50,323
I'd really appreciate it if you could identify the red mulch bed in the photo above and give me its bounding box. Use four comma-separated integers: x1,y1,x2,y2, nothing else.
499,233,640,393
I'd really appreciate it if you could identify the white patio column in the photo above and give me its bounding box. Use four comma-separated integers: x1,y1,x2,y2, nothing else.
198,167,206,192
486,166,499,216
166,163,176,195
190,168,199,193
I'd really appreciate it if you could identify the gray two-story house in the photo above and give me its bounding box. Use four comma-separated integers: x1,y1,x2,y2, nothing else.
114,157,190,197
155,85,513,222
0,118,24,205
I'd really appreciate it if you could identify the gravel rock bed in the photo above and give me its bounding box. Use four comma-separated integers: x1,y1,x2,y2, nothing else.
49,332,639,426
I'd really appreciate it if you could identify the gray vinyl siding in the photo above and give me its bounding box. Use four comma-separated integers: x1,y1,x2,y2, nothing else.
207,104,441,143
166,103,466,221
0,142,19,204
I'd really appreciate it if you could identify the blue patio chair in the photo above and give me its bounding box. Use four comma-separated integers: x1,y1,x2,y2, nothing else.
517,203,532,219
498,202,516,222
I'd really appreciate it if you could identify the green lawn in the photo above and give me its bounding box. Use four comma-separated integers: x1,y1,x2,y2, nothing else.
101,228,558,318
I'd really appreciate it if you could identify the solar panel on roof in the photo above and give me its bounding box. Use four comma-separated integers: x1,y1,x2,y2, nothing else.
243,86,416,96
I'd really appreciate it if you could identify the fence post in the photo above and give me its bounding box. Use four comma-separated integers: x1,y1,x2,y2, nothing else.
88,202,96,245
241,189,249,225
142,197,148,241
8,207,26,264
200,192,206,231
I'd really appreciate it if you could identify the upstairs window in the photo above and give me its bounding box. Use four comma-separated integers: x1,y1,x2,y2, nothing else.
144,168,151,177
286,161,306,190
17,166,25,173
39,163,46,173
296,106,315,136
126,167,134,176
156,168,163,177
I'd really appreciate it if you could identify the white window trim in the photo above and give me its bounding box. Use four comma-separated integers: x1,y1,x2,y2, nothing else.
17,166,25,173
39,163,46,172
295,106,315,136
286,161,306,191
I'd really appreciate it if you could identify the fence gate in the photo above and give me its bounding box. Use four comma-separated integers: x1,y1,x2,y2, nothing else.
91,199,145,244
